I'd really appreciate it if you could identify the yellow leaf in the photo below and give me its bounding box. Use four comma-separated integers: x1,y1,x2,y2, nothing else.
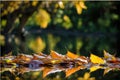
79,1,87,9
66,51,79,59
32,1,38,6
90,66,102,72
66,66,83,77
103,50,116,61
35,9,51,28
58,1,64,9
83,72,90,79
75,3,82,14
90,54,105,64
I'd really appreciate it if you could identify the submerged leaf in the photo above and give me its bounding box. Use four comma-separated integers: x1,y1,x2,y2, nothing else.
90,54,105,64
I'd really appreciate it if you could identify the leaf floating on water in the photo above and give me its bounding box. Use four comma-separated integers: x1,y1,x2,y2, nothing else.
50,50,64,59
90,54,105,64
65,66,84,77
103,50,116,61
66,51,79,59
0,50,120,78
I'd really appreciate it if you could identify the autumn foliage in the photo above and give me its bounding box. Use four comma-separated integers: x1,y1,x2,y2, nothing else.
0,50,120,78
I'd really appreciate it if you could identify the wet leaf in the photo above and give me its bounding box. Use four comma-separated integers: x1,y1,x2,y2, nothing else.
90,66,102,72
90,54,105,64
50,50,64,59
43,67,62,78
103,50,116,61
65,66,83,77
66,51,79,59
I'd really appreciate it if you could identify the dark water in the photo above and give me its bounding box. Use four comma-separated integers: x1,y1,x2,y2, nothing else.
1,29,120,80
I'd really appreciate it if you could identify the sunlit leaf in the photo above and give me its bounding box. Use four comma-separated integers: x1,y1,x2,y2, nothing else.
90,54,105,64
103,50,116,61
58,1,64,9
75,1,87,15
32,1,38,6
75,3,82,14
35,9,51,28
79,1,87,9
50,50,64,59
65,66,83,77
66,51,79,59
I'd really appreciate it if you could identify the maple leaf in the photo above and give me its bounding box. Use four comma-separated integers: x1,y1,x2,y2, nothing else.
90,54,105,64
66,51,79,59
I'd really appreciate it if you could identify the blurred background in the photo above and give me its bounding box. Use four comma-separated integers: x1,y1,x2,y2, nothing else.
0,1,120,80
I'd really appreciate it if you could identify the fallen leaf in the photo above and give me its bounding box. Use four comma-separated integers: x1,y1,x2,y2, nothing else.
50,50,64,59
90,54,105,64
66,51,79,59
65,66,84,77
103,50,116,61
